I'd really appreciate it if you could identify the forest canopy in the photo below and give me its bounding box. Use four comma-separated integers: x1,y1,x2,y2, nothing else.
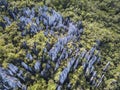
0,0,120,90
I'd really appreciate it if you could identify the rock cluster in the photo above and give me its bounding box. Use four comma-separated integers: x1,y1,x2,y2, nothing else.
0,1,110,90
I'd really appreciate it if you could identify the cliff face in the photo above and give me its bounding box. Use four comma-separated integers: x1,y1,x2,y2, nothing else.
0,0,120,90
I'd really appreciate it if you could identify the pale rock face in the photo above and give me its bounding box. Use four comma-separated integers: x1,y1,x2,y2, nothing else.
57,85,62,90
8,64,18,74
26,53,33,61
34,61,41,71
103,62,110,71
3,16,11,25
0,67,25,90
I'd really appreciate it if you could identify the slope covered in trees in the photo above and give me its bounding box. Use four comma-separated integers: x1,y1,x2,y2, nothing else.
0,0,120,90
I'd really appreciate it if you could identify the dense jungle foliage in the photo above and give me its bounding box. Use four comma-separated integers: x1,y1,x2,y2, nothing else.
0,0,120,90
